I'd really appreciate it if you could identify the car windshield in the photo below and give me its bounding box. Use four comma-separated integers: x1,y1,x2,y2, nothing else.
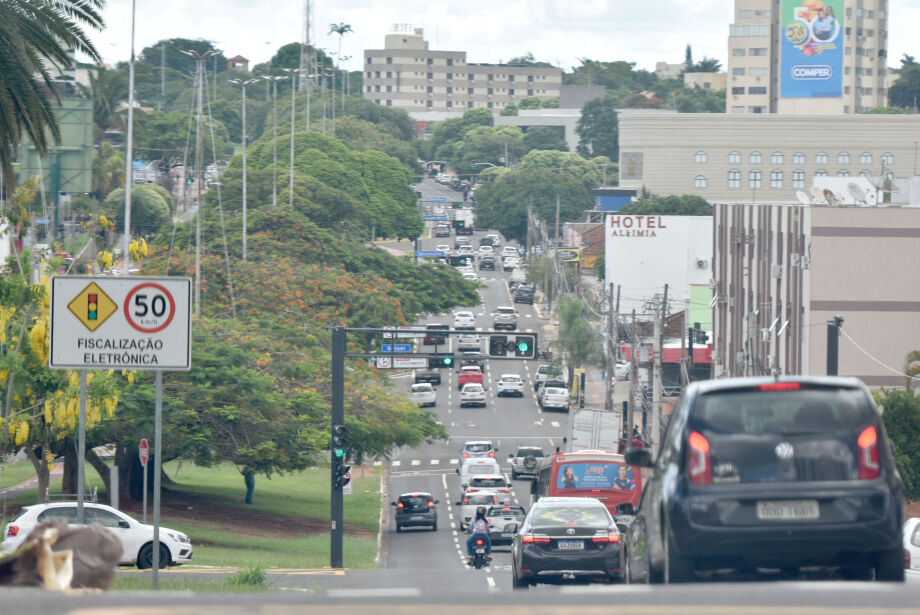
689,386,876,483
545,388,568,395
488,506,526,518
410,385,432,393
530,505,611,528
463,384,483,392
466,443,492,453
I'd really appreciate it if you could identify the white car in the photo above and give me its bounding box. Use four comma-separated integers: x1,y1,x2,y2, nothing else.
478,245,494,255
496,374,525,397
459,491,503,529
462,271,480,282
457,334,482,352
408,382,437,407
501,246,518,258
458,245,474,255
538,386,571,411
1,502,192,569
904,517,920,570
453,311,476,330
457,458,501,496
614,360,631,380
459,383,486,407
436,244,450,253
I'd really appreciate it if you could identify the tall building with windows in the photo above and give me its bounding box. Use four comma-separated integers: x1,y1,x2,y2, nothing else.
363,27,562,112
727,0,890,114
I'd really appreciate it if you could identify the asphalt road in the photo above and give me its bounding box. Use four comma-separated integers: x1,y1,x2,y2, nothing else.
8,177,920,611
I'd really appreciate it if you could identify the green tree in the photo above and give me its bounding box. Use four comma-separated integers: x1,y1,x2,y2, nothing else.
139,38,227,76
875,388,920,499
449,125,526,175
102,185,172,234
576,96,619,159
133,109,234,162
518,97,543,110
507,52,554,68
92,143,125,198
618,194,713,216
684,44,693,71
674,86,726,113
541,97,559,109
500,104,519,116
523,126,568,152
888,65,920,109
688,57,723,73
862,106,909,114
0,0,104,187
557,298,602,384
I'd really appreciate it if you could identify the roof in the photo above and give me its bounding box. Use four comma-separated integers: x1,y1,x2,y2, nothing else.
227,55,248,62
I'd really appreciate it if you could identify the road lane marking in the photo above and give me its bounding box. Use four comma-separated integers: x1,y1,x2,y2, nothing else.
551,421,560,427
442,473,448,490
486,576,497,591
411,460,421,466
392,461,401,467
449,458,458,464
430,459,440,465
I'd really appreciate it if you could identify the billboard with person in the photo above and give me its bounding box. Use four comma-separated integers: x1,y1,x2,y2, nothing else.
780,0,843,98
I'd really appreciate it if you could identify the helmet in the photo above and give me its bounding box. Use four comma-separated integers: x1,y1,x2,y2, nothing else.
475,506,487,517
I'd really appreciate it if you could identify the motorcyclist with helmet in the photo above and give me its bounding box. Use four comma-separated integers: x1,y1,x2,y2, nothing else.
466,505,492,564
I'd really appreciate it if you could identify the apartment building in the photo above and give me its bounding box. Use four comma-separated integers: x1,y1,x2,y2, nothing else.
363,27,562,112
726,0,890,113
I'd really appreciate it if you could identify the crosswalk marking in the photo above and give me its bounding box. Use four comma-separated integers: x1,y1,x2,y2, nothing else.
373,461,382,466
411,459,421,466
430,459,440,465
551,421,560,427
449,458,458,464
392,460,401,467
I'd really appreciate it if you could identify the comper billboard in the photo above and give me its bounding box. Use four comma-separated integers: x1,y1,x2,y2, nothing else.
780,0,843,98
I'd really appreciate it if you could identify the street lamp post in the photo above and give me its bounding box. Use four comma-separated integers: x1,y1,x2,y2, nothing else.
339,55,351,112
182,49,219,317
282,68,306,207
262,75,288,208
228,78,258,262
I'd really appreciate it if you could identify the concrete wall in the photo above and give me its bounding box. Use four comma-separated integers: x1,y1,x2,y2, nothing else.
493,109,581,151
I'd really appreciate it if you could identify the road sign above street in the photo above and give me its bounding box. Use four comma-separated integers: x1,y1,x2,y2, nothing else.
415,250,445,257
427,196,447,202
374,356,427,369
381,344,412,353
50,276,192,371
422,215,449,221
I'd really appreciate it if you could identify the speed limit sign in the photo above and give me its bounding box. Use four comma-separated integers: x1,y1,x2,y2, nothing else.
50,276,191,370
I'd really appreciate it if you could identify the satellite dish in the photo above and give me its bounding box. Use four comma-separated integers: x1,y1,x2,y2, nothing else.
811,185,827,204
847,182,867,204
869,171,900,194
795,190,811,206
823,189,839,207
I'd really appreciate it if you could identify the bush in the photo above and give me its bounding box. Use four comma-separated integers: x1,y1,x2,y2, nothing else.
226,564,267,587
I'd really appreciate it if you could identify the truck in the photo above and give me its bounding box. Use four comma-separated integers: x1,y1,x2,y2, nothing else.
565,408,623,454
453,209,474,235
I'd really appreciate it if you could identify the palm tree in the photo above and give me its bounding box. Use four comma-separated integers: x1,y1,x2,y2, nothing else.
0,0,104,189
328,22,352,126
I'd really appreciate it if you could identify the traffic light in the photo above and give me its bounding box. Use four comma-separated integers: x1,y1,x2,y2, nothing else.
452,202,463,209
428,355,453,368
457,220,465,228
186,173,194,184
333,460,351,489
332,424,351,489
514,335,535,358
332,424,347,459
488,335,508,357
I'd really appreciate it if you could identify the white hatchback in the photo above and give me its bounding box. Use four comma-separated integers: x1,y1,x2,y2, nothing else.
478,245,494,255
496,374,525,397
408,382,437,407
453,311,476,330
460,383,486,407
1,502,192,569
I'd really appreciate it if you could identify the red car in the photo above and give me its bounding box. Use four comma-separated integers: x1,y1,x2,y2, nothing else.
457,366,484,390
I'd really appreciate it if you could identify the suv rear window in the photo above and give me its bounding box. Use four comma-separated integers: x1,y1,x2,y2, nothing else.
688,386,876,483
516,447,544,457
496,307,515,315
469,477,507,489
465,443,492,453
466,494,498,505
398,495,432,512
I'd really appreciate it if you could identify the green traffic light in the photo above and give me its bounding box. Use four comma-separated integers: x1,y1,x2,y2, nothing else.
517,341,529,353
334,448,346,458
442,356,453,366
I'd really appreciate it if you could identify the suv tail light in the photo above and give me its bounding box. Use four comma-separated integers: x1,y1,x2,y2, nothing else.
6,525,18,537
521,533,551,544
397,502,404,509
428,501,435,509
488,451,495,457
905,549,911,569
688,430,712,485
757,382,803,392
858,425,880,479
462,452,469,458
592,533,620,544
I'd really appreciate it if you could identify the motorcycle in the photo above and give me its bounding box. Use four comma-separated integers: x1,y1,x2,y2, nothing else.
471,538,489,569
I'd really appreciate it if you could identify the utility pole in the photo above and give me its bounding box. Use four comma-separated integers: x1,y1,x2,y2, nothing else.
652,285,668,455
627,309,637,439
262,75,288,208
330,325,345,568
551,194,560,308
525,198,532,258
282,68,305,207
605,282,615,412
330,53,337,137
302,0,313,130
826,315,844,375
159,43,166,112
228,79,258,261
122,0,137,277
614,284,621,361
181,49,218,316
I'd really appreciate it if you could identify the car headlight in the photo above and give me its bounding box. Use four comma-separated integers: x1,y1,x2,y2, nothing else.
167,531,190,544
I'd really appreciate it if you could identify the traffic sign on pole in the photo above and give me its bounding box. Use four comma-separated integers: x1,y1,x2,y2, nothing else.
381,344,412,353
50,276,191,370
139,438,149,467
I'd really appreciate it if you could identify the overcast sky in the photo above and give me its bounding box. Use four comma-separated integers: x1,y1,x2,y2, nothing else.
93,0,917,73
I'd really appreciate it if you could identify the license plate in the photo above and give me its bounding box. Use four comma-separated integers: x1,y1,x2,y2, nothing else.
475,547,486,554
410,515,425,520
756,499,819,521
501,532,513,538
557,540,584,550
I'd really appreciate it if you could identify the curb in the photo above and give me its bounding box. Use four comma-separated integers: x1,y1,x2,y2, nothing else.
375,466,390,569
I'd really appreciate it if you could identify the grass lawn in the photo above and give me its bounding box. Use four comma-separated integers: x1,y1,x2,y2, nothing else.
0,460,38,489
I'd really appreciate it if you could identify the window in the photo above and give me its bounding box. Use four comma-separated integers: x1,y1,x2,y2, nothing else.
386,71,392,78
447,73,452,80
750,152,762,164
792,170,806,188
728,151,741,164
816,151,828,164
859,152,873,165
749,86,767,94
88,509,126,528
375,71,381,78
37,507,77,522
447,58,453,66
739,9,753,17
386,57,392,64
837,151,851,164
731,106,745,113
749,67,768,76
793,152,805,164
837,170,850,177
771,152,784,164
749,48,768,56
694,175,707,188
749,170,762,188
884,170,894,181
815,169,828,177
694,151,707,163
770,170,783,188
750,107,766,113
733,68,746,76
882,152,894,165
733,48,746,56
730,24,769,37
732,87,745,95
728,169,741,188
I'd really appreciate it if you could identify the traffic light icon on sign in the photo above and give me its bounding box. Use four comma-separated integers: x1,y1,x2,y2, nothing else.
488,335,508,357
87,294,98,321
514,335,535,358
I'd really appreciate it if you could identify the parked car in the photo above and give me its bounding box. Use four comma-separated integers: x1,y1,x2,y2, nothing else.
903,517,920,571
460,492,503,530
408,382,437,407
538,386,571,412
496,374,525,397
453,311,476,330
511,497,620,588
493,306,518,331
622,376,905,583
460,383,486,407
1,502,192,569
486,505,527,546
392,492,439,532
508,446,545,480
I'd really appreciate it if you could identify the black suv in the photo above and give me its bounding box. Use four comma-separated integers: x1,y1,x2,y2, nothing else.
479,256,495,271
622,376,905,583
392,492,439,532
513,283,535,304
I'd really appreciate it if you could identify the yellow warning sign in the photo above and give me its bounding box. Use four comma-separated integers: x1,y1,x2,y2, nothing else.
67,282,118,332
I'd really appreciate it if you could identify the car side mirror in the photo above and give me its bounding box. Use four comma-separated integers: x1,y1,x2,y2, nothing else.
391,501,397,506
433,500,440,505
118,520,131,529
615,502,635,516
508,453,513,458
625,447,654,468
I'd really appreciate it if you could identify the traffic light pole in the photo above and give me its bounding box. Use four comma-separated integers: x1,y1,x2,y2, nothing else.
330,325,345,569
